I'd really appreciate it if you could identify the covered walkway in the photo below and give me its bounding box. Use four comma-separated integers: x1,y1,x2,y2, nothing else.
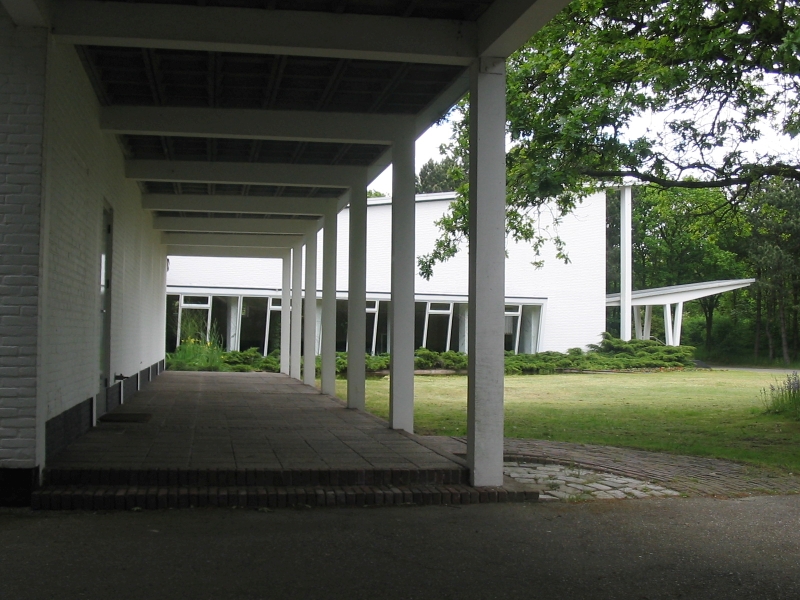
48,371,464,477
35,372,539,509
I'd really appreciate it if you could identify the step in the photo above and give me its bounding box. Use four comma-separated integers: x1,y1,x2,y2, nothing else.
31,484,538,510
43,466,468,488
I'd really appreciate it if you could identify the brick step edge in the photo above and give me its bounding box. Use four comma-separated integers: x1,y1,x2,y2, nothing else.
32,484,538,510
42,467,468,487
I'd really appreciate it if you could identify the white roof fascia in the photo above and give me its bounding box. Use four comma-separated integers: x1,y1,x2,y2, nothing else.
606,279,756,307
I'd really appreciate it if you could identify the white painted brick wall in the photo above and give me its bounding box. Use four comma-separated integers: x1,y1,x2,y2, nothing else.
33,39,166,465
168,193,607,353
0,8,47,468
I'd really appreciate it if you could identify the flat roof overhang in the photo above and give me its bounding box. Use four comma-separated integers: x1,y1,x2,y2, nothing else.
3,0,573,254
606,279,757,307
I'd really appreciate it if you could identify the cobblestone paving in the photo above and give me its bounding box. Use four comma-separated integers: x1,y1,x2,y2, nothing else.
504,461,682,502
428,436,800,498
503,438,800,497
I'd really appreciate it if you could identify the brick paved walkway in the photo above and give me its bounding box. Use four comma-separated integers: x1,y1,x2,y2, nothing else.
37,372,546,510
429,437,800,497
50,371,461,473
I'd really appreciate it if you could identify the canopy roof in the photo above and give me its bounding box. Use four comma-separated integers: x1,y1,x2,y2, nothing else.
606,279,756,307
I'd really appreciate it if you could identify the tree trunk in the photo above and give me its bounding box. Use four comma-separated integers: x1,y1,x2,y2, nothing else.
793,280,799,360
779,293,791,365
765,294,775,361
754,287,762,360
699,296,717,352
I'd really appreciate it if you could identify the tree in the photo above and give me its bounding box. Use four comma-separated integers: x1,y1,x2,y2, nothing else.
421,0,800,276
415,157,463,194
631,186,749,349
746,179,800,364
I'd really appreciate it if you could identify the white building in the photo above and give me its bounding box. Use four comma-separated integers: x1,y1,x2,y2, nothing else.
166,191,607,357
0,0,578,493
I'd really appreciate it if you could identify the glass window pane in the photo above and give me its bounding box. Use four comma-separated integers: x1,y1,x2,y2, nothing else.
179,308,209,344
240,297,268,354
426,314,450,352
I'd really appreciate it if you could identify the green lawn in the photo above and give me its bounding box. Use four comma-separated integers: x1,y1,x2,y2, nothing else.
334,370,800,472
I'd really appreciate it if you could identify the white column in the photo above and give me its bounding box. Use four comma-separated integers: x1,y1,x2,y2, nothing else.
303,228,318,386
643,305,653,340
321,208,338,396
458,304,468,353
673,302,684,346
291,243,303,379
467,57,506,487
633,307,643,340
620,185,633,341
389,132,415,432
347,183,368,410
663,304,674,346
280,251,291,374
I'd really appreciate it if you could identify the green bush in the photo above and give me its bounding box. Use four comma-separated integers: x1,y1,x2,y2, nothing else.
222,347,263,367
365,353,391,372
168,334,694,376
414,348,440,370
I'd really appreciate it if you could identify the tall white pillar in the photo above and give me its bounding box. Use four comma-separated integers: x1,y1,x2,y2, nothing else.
663,304,674,346
643,305,653,340
291,243,303,380
620,185,633,341
303,228,318,386
633,307,643,340
389,133,415,432
321,208,338,395
280,251,291,374
347,184,368,410
673,302,684,346
467,57,506,487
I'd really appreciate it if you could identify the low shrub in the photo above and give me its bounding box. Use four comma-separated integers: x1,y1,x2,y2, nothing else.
168,334,695,376
762,372,800,419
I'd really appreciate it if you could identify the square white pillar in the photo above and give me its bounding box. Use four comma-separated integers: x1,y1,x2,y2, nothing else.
672,302,684,346
467,57,507,487
389,132,415,432
303,228,318,386
291,243,303,380
347,185,368,410
620,185,633,341
321,208,338,396
280,251,291,374
663,304,674,346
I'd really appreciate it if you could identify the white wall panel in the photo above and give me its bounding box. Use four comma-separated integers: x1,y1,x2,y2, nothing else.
167,192,607,352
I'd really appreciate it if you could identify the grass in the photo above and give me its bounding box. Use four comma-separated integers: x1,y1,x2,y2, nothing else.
334,370,800,473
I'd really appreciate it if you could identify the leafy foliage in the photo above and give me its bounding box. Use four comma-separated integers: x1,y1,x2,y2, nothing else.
422,0,800,277
331,336,693,376
167,346,281,372
505,334,695,374
415,157,464,194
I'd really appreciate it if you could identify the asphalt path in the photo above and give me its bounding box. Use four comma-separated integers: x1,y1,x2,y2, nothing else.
1,495,799,599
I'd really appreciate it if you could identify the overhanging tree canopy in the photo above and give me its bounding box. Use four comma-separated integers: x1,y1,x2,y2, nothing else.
420,0,800,277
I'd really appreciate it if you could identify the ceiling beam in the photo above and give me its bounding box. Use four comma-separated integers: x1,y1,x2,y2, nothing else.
143,194,335,215
126,160,367,188
1,0,50,26
477,0,572,58
51,0,477,65
101,107,412,145
162,232,302,248
167,246,289,259
153,216,317,235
